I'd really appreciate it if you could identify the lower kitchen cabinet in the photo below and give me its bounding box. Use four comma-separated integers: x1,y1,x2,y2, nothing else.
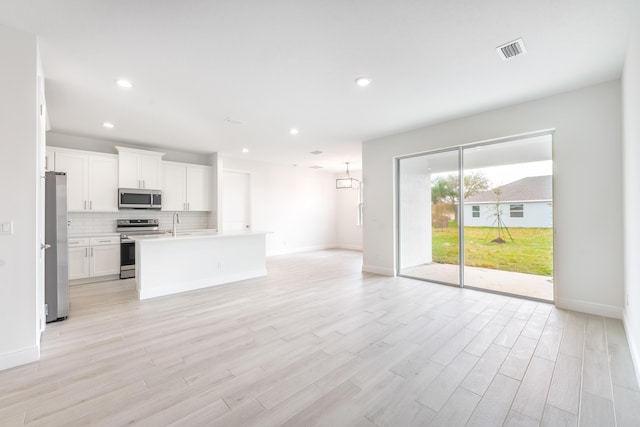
68,236,120,281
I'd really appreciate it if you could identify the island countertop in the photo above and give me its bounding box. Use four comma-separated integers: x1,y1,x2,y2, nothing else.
134,230,268,300
129,229,269,242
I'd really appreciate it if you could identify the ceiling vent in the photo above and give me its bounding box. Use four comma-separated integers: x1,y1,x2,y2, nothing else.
310,150,323,155
496,38,527,61
309,165,323,169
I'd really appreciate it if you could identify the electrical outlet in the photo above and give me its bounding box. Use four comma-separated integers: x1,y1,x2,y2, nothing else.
0,221,13,235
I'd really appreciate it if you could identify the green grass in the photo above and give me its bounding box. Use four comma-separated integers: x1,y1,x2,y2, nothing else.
432,226,553,276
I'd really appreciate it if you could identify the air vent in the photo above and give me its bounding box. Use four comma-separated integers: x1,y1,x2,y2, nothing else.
310,150,323,155
496,38,527,61
309,165,323,169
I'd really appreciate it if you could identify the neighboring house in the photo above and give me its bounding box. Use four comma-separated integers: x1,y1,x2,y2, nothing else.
463,175,552,228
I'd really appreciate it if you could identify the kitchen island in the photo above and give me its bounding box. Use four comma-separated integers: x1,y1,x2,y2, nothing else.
132,230,268,300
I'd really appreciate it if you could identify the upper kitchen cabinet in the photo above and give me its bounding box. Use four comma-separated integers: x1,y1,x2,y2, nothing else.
116,146,164,190
162,161,212,211
51,148,118,212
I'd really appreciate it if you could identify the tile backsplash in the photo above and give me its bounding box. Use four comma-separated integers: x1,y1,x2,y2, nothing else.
68,211,214,235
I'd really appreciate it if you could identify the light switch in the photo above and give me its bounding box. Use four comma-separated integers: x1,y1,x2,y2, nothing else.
1,221,14,235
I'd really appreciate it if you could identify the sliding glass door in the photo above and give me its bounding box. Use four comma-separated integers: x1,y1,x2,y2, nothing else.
398,149,460,286
397,134,554,301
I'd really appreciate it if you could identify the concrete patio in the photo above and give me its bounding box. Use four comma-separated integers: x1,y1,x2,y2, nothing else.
400,262,553,301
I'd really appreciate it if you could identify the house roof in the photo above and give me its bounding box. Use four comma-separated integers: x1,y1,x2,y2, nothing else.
465,175,552,203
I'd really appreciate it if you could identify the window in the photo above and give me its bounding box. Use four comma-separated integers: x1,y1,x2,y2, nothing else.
510,204,524,218
472,205,480,218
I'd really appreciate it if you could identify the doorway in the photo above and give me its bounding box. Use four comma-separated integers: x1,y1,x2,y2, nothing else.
397,133,553,301
222,170,251,231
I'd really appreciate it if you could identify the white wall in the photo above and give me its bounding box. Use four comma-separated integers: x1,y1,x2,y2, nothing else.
222,158,336,256
0,24,40,370
363,80,624,318
463,201,553,228
622,0,640,382
335,171,363,250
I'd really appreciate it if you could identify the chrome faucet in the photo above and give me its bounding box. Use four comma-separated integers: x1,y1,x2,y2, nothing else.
172,213,181,237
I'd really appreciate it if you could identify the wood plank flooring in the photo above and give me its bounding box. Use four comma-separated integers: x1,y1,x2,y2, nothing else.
1,249,639,426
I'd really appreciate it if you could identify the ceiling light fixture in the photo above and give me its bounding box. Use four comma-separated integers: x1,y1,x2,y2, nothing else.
242,148,249,153
116,79,133,89
336,162,359,189
102,122,114,129
355,76,372,87
290,128,299,135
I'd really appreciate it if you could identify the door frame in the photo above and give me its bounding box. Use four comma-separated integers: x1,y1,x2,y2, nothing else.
221,169,252,232
395,129,555,302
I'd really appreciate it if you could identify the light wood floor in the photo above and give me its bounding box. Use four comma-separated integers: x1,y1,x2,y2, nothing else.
1,249,639,426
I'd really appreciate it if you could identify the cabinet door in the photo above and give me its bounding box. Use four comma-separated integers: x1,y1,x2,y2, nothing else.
46,147,56,171
140,155,161,189
54,151,88,211
118,152,141,188
162,163,187,211
68,246,90,280
90,245,120,276
88,155,119,212
186,166,211,211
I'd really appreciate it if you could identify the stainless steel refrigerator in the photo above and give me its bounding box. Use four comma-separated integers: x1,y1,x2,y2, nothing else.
45,171,69,322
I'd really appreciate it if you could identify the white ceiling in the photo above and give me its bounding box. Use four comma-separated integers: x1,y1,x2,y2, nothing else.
0,0,633,172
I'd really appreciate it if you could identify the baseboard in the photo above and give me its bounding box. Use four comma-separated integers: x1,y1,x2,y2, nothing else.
555,297,623,319
335,244,363,251
0,345,39,371
362,264,395,276
623,312,640,388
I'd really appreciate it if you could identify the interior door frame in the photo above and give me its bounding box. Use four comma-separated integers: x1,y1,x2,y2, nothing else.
221,169,252,232
395,129,555,302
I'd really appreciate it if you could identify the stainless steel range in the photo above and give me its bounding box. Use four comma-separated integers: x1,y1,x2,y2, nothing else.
117,219,164,279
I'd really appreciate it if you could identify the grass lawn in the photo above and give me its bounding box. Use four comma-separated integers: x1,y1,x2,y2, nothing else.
432,226,553,276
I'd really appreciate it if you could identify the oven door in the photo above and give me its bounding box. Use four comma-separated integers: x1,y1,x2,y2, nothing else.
120,239,136,278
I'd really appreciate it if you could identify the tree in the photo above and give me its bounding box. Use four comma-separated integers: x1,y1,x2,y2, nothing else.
445,172,491,201
432,172,490,222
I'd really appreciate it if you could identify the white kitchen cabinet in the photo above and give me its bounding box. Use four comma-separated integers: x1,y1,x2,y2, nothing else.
45,147,56,171
116,146,164,190
51,148,118,212
68,238,91,280
68,236,120,281
54,150,87,211
162,161,212,211
89,237,121,276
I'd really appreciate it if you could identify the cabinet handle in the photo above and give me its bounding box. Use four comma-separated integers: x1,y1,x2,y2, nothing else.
89,200,93,210
98,240,111,243
91,247,94,257
85,248,88,257
84,200,87,210
187,202,190,211
143,180,146,188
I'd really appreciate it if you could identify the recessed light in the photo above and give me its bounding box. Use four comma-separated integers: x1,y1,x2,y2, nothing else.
103,122,114,129
355,76,372,87
290,128,299,135
242,148,249,153
116,79,133,89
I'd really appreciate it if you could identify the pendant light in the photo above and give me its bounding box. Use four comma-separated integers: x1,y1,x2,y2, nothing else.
336,162,359,189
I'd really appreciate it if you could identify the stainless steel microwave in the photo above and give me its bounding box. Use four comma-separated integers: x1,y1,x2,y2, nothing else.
118,188,162,209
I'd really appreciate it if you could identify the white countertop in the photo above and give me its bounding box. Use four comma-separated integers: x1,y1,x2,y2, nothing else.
130,229,269,242
69,232,121,238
